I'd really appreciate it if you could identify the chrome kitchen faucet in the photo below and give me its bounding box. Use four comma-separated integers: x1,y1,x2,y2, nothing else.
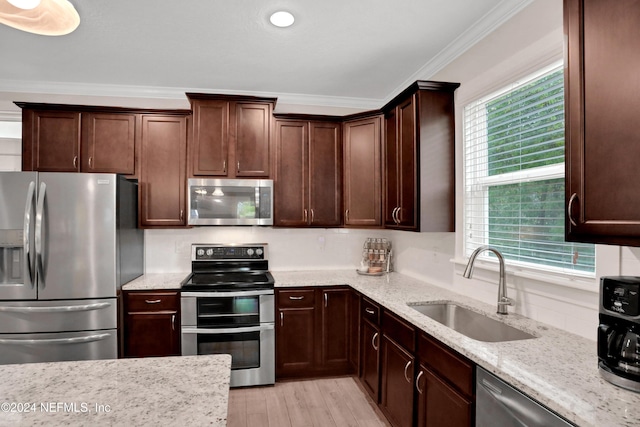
463,246,513,315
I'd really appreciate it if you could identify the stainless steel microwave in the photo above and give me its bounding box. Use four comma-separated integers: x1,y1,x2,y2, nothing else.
187,179,273,226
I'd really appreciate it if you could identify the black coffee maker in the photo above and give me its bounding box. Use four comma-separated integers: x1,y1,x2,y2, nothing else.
598,276,640,392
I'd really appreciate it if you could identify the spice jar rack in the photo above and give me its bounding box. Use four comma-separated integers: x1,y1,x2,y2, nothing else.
358,238,392,275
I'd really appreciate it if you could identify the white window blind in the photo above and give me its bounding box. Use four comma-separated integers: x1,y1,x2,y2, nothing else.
463,63,595,275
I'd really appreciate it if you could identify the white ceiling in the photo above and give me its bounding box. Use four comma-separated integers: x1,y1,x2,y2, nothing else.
0,0,533,114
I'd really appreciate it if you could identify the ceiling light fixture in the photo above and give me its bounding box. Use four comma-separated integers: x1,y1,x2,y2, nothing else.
7,0,41,10
269,11,294,28
0,0,80,36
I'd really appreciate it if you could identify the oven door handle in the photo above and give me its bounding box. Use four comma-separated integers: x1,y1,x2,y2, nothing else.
181,290,274,298
181,324,274,335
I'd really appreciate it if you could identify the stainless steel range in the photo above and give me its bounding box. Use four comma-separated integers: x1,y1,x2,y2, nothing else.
181,243,275,387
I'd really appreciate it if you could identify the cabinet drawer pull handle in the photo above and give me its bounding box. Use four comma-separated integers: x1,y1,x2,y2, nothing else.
396,207,401,223
345,209,349,222
145,299,162,304
392,207,399,224
73,156,78,169
237,161,240,173
280,312,284,327
88,157,93,169
567,193,578,227
171,314,175,331
289,296,304,300
404,360,412,383
303,209,308,222
324,292,328,308
180,209,184,222
223,160,227,173
365,308,375,315
311,209,314,223
416,370,425,394
372,332,379,351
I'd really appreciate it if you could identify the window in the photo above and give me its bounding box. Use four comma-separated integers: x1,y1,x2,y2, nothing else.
464,63,595,275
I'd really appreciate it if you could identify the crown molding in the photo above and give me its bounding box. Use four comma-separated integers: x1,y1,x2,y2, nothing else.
384,0,535,105
0,110,21,121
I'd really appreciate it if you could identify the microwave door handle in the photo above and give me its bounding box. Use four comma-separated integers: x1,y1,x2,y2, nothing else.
23,181,36,289
35,181,46,289
182,325,274,335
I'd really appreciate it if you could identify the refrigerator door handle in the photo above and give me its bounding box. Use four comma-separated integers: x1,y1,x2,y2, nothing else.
35,181,46,289
23,181,36,289
0,302,112,313
0,333,112,345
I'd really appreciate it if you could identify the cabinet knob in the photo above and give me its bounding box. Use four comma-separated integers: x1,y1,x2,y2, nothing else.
416,370,425,394
567,193,578,227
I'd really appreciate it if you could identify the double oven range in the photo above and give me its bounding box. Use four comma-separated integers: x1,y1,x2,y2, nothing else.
181,244,275,387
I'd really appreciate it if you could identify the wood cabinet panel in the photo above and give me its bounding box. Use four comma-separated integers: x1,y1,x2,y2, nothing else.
361,319,381,402
191,99,229,176
276,306,316,377
234,102,271,177
274,120,308,226
417,366,472,427
343,115,382,227
23,110,80,172
348,290,361,374
276,288,315,308
320,288,350,372
397,96,418,229
380,336,415,427
309,122,342,226
139,115,187,227
81,113,136,175
418,333,474,396
123,291,180,358
564,0,640,245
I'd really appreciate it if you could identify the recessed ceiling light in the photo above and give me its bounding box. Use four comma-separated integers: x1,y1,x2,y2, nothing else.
7,0,41,9
269,11,294,28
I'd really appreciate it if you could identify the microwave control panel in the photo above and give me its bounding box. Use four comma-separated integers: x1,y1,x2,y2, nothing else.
602,277,640,317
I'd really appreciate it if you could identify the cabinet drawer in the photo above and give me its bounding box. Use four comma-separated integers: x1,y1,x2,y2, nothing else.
418,333,474,397
125,292,180,312
277,289,316,308
382,310,415,353
361,298,381,325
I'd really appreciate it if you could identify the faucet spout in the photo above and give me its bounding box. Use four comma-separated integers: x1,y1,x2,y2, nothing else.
463,246,512,315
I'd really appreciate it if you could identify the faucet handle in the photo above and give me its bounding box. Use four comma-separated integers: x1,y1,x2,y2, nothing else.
498,297,513,307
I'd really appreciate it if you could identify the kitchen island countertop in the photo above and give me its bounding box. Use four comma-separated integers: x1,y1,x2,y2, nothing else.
0,354,231,426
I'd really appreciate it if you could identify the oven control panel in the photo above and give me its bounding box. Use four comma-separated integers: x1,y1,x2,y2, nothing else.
191,244,267,261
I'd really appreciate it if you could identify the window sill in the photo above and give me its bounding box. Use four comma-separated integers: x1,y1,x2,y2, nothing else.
450,257,598,294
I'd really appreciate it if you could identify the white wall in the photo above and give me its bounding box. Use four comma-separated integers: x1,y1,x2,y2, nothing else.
0,120,21,171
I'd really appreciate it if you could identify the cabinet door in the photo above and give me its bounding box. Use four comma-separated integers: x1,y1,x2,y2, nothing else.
81,113,136,175
191,99,229,176
348,291,361,374
23,110,80,172
139,115,187,227
397,96,418,230
124,312,180,357
384,109,399,226
344,116,382,227
320,288,350,373
276,307,316,378
417,366,472,427
380,336,415,427
274,120,308,226
565,0,640,245
360,319,381,402
233,102,271,177
309,121,342,226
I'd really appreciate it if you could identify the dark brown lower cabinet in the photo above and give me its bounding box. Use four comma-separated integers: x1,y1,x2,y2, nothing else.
122,291,181,358
417,366,472,427
360,319,380,401
275,286,352,379
380,336,415,427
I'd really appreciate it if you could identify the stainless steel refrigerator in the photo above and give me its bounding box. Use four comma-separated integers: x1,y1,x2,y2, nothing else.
0,172,144,364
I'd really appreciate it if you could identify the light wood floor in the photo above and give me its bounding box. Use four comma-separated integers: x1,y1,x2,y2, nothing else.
227,376,391,427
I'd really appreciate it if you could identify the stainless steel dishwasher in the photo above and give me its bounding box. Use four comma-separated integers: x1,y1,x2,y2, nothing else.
476,367,575,427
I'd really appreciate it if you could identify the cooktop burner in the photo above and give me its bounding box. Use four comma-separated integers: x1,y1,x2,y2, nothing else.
182,243,274,292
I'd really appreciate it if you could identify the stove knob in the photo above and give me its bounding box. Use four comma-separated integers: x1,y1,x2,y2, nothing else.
247,248,255,256
206,248,214,256
256,248,263,257
197,248,205,256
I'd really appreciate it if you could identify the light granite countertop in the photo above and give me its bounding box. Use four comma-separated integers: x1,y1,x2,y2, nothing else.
121,270,640,426
0,354,231,426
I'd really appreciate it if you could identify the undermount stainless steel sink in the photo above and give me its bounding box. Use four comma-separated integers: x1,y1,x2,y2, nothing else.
408,302,536,342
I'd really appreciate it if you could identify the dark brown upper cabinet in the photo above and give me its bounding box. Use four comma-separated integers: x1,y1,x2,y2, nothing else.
564,0,640,246
382,81,459,232
343,113,383,228
187,94,275,178
274,115,342,227
18,104,138,176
